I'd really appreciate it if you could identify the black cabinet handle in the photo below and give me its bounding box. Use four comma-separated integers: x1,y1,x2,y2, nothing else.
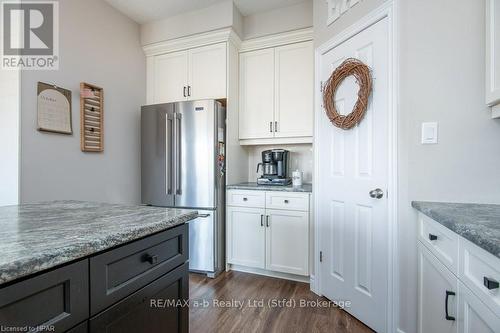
187,86,191,97
260,215,264,227
183,86,187,97
429,233,438,241
484,277,499,290
284,200,289,204
143,254,158,265
445,290,455,321
266,215,270,227
243,197,248,201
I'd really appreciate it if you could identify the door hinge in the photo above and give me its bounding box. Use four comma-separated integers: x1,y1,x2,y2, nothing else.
319,251,323,263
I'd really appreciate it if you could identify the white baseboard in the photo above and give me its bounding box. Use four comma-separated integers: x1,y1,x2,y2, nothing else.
228,264,310,283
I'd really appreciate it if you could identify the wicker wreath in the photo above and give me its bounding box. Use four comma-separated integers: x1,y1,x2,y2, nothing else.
323,58,372,130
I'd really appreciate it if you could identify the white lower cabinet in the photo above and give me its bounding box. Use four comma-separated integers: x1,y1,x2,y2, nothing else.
266,209,309,276
226,190,310,278
226,206,266,269
418,243,458,333
458,281,500,333
417,213,500,333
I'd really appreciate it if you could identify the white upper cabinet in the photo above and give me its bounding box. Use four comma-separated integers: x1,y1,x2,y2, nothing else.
486,0,500,118
239,48,275,139
239,38,314,144
148,43,227,104
153,51,189,103
189,43,227,100
274,41,314,138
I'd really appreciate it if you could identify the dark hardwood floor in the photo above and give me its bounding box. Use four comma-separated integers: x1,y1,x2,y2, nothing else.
189,271,374,333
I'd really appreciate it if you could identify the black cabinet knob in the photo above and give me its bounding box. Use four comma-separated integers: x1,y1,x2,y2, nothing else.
429,234,438,241
143,254,158,265
284,200,289,204
484,277,499,290
243,197,248,201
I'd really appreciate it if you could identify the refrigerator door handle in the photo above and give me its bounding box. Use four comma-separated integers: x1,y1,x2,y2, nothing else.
166,114,174,194
175,112,182,195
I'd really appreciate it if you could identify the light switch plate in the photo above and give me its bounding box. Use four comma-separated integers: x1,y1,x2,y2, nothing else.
421,122,438,144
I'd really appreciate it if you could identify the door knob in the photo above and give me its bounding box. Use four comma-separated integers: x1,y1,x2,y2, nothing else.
369,188,384,199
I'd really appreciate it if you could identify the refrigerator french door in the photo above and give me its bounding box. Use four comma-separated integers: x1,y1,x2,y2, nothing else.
141,100,225,277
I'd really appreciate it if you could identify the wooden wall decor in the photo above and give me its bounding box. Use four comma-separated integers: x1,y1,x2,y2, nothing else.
80,83,104,152
322,58,372,130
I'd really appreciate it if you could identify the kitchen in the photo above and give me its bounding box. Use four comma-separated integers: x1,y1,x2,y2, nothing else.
1,0,500,333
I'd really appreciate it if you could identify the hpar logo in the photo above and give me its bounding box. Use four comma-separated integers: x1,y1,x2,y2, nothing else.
1,1,59,70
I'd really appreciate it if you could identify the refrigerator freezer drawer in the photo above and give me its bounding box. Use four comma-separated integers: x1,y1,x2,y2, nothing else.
188,209,215,273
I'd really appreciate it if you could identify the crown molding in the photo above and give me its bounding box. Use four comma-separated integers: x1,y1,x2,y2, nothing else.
143,28,242,57
239,27,313,53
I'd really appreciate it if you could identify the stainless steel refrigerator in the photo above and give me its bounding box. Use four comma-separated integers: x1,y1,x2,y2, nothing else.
141,100,225,277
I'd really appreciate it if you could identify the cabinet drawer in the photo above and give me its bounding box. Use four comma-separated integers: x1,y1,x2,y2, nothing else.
418,213,459,275
227,190,265,208
459,238,500,315
265,192,309,211
0,260,89,333
89,263,188,333
90,224,188,315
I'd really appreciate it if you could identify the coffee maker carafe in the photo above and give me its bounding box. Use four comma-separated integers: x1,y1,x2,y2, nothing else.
256,149,292,186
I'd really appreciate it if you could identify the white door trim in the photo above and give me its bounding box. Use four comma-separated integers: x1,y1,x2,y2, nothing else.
312,1,399,332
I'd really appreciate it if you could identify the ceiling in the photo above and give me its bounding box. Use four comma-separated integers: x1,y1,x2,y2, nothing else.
104,0,307,24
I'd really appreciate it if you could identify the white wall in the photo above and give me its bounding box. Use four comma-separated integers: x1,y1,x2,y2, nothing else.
246,144,313,183
314,0,500,332
141,1,242,45
20,0,145,204
0,69,20,206
242,1,313,39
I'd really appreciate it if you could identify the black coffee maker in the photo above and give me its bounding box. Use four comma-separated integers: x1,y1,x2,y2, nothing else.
256,149,292,186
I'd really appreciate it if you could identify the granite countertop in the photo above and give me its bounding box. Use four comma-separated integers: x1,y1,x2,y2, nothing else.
0,200,198,285
227,182,312,193
412,201,500,259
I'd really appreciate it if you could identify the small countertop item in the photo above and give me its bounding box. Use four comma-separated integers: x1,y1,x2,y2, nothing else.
227,182,312,193
412,201,500,259
0,200,198,285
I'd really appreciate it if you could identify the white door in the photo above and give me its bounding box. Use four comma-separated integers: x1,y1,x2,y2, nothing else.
153,50,188,103
239,49,275,139
188,43,227,100
418,243,459,333
274,41,314,138
458,282,500,333
317,17,390,332
226,206,266,269
265,209,309,276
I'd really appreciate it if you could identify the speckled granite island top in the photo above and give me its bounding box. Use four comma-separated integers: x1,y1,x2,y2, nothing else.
0,200,198,285
227,182,312,193
412,201,500,259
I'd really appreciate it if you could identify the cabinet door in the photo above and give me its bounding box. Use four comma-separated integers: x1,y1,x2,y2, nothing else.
90,263,188,333
188,43,227,100
239,49,275,139
265,209,309,276
153,51,188,103
274,41,314,138
418,243,459,333
458,282,500,333
226,206,266,269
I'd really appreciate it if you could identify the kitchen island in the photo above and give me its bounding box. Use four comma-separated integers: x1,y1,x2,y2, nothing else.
0,200,197,333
